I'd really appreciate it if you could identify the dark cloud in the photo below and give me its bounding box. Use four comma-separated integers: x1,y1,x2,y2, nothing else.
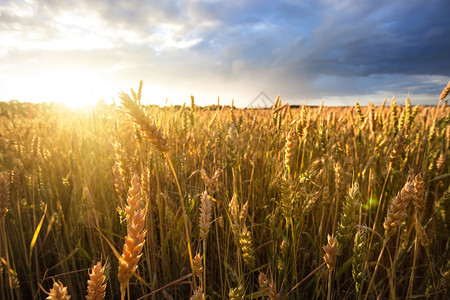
0,0,449,105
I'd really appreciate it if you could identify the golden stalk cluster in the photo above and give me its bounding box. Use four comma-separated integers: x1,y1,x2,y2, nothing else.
1,81,450,299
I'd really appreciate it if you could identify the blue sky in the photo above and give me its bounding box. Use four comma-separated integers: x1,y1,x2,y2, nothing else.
0,0,449,107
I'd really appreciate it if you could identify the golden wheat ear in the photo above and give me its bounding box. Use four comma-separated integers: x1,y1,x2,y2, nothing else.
46,281,71,300
323,234,338,271
383,180,414,240
199,191,212,241
0,173,10,217
86,261,107,300
439,80,450,100
119,88,169,152
118,174,146,300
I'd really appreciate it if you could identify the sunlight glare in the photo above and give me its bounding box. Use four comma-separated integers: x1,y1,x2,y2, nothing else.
18,69,115,108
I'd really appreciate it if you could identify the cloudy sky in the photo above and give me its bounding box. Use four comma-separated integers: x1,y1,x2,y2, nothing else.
1,0,449,107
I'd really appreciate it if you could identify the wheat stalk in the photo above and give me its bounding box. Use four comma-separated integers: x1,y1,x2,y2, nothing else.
284,129,297,176
439,81,450,100
113,142,132,193
86,261,107,300
199,191,212,241
336,183,359,255
355,101,364,123
413,173,425,216
323,234,337,300
192,253,203,281
323,234,337,271
0,173,10,217
389,128,405,165
118,174,146,300
119,90,169,152
239,226,255,270
383,180,414,240
352,228,368,294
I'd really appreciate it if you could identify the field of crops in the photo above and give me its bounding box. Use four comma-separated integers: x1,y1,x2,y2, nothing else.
0,82,449,299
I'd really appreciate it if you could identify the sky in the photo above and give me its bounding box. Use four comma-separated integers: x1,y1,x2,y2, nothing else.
1,0,449,107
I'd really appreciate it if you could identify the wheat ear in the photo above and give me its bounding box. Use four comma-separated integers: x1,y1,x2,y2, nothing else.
352,228,368,294
323,234,337,300
284,129,297,176
240,225,256,270
119,90,169,152
389,128,405,165
118,174,146,300
440,80,450,100
190,287,204,300
0,173,10,217
46,281,71,300
199,191,212,241
323,234,338,271
336,183,359,254
383,180,414,240
86,261,107,300
112,142,132,193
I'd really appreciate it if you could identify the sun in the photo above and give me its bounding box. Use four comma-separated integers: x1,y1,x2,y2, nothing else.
35,69,104,107
7,67,191,108
11,68,118,108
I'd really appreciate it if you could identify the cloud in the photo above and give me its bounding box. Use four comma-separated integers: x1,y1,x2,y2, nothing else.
0,0,449,106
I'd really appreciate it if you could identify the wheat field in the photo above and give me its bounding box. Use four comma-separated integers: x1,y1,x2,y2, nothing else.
0,81,449,299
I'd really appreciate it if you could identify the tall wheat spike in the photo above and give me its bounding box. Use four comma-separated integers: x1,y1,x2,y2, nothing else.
258,272,269,296
199,191,212,241
352,228,368,293
86,261,107,300
192,253,203,281
336,183,359,254
323,234,338,271
118,174,146,300
413,173,425,216
355,101,364,123
119,90,169,152
323,234,337,300
0,173,10,217
390,97,399,135
389,128,405,165
284,129,297,176
240,225,256,270
439,81,450,100
383,180,414,240
113,142,132,192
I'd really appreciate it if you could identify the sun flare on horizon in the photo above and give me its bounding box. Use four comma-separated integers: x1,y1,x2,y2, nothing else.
2,68,200,108
20,68,115,107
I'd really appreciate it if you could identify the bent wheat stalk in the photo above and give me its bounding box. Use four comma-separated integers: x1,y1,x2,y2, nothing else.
119,90,169,152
